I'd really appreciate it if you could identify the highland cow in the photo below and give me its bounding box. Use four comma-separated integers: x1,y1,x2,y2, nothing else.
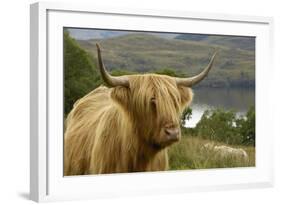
64,44,217,175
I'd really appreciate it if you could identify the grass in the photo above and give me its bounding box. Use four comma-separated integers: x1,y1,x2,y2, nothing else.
168,135,255,170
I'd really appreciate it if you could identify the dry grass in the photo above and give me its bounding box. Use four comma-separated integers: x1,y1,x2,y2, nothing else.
168,136,255,170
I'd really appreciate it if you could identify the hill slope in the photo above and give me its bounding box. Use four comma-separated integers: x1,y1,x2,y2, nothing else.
175,34,255,51
77,33,255,87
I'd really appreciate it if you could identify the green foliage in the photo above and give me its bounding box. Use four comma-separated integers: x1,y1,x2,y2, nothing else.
110,69,136,76
195,109,240,144
181,107,192,126
236,106,255,145
64,31,101,116
154,68,182,77
110,68,186,78
193,107,255,145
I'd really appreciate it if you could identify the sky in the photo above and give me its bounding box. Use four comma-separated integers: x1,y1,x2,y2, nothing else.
67,28,181,40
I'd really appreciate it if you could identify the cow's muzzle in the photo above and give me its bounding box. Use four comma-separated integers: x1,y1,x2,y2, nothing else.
164,127,180,144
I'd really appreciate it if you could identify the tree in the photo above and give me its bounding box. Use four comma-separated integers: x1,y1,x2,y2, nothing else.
193,107,255,145
236,106,255,145
64,30,101,116
195,109,241,144
181,107,192,126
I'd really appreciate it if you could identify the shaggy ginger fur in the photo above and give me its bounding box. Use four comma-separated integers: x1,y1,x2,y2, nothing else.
64,74,193,175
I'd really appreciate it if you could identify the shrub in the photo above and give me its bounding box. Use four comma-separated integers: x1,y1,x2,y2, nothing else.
64,30,101,116
192,107,255,145
236,106,255,145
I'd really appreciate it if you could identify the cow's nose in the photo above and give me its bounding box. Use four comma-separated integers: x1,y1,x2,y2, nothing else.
164,128,179,142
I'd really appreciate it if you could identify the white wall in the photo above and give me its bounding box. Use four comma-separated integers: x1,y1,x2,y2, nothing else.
0,0,280,204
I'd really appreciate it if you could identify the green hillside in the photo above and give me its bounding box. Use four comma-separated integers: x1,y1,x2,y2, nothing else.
175,34,255,51
77,33,255,88
205,36,255,51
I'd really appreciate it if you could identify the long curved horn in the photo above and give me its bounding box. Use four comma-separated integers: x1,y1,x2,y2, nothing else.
176,50,218,87
96,44,129,87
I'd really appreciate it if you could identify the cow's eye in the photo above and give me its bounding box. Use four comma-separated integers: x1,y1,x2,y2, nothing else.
150,97,157,113
151,97,156,104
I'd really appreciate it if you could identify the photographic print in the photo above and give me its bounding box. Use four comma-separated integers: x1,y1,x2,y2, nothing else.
63,28,255,176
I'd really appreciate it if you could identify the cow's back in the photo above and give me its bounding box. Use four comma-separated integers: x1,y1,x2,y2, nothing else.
64,86,114,175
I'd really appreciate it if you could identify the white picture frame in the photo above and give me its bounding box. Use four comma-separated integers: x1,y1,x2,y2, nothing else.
30,2,274,202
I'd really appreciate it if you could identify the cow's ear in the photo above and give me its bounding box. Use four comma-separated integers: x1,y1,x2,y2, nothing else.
110,86,130,109
178,86,193,108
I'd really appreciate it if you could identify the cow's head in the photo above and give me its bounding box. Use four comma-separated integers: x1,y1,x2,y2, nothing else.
96,44,217,151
